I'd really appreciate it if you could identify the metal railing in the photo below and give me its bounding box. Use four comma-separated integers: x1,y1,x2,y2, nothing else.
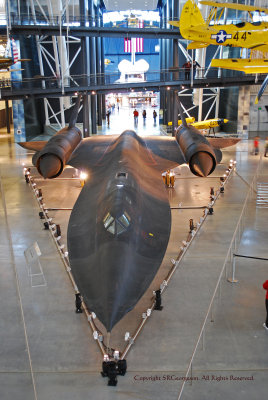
4,13,175,28
23,167,107,357
177,155,262,400
121,162,237,360
3,12,258,29
0,68,253,92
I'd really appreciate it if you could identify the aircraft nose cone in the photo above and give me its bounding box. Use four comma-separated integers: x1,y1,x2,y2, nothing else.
190,151,214,177
38,154,62,178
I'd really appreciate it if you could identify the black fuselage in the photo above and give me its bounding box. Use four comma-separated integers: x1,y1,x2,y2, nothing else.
67,131,171,331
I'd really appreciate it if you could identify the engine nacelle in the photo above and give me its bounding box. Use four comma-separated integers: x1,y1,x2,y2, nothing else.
175,125,221,177
34,126,82,179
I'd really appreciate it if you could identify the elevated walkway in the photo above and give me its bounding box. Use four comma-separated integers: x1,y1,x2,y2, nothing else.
0,70,266,100
3,24,181,39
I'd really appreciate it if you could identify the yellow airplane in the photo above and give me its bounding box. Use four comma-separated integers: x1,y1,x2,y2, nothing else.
211,58,268,74
169,0,268,103
104,58,115,66
169,0,268,52
169,117,228,135
178,117,195,125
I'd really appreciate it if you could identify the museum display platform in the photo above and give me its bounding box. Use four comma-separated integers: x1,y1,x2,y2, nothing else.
0,127,268,400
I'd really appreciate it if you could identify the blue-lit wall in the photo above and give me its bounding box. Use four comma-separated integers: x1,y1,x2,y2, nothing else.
104,37,160,75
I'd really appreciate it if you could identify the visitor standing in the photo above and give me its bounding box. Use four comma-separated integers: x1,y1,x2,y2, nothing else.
142,110,147,124
263,280,268,331
133,109,139,125
106,107,111,127
153,110,157,125
182,60,191,80
253,136,259,155
264,137,268,157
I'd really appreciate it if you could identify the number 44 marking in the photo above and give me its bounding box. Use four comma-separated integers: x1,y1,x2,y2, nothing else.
234,32,247,41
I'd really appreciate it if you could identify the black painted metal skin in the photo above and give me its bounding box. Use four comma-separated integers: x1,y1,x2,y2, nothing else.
67,131,178,331
20,98,231,332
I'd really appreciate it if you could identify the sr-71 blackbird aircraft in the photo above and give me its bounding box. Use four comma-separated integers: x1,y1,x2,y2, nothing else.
20,95,239,333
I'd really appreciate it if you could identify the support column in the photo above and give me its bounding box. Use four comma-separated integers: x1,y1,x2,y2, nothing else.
91,94,97,134
167,90,173,126
159,4,167,125
237,86,250,139
83,94,90,138
100,35,106,120
89,0,97,134
80,0,90,136
172,0,179,81
172,90,179,136
96,6,102,127
5,100,10,133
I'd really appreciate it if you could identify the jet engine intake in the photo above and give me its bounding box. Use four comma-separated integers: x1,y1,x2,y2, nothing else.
175,126,218,177
35,126,82,179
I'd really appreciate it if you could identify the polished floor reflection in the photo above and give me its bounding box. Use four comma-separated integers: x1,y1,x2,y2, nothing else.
0,126,268,400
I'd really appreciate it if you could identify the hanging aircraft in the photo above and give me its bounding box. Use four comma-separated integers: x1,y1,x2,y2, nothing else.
19,95,239,333
0,38,30,71
169,0,268,104
169,0,268,51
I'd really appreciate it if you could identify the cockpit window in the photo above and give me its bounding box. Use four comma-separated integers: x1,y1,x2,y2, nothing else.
116,172,128,178
103,213,114,228
103,211,131,235
103,213,116,234
118,212,130,228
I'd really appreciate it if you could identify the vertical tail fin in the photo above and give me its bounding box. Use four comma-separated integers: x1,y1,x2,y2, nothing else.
180,0,205,37
68,94,82,129
176,96,188,127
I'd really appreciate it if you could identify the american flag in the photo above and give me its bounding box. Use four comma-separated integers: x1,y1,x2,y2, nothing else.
11,38,19,63
124,20,144,53
124,37,144,53
124,38,143,53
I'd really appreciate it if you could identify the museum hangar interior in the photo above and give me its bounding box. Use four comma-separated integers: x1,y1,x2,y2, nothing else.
0,0,268,399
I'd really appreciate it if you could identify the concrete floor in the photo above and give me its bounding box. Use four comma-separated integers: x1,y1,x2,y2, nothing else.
0,127,268,400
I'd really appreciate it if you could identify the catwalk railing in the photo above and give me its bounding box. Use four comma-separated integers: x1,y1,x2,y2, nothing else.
177,154,262,400
0,68,265,100
2,12,177,28
2,12,257,30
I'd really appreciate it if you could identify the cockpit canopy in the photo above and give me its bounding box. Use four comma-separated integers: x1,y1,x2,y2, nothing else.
103,211,131,235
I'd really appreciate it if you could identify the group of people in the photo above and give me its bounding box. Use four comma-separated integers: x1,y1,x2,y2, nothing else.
182,59,201,80
106,106,158,127
252,136,268,156
133,109,158,126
